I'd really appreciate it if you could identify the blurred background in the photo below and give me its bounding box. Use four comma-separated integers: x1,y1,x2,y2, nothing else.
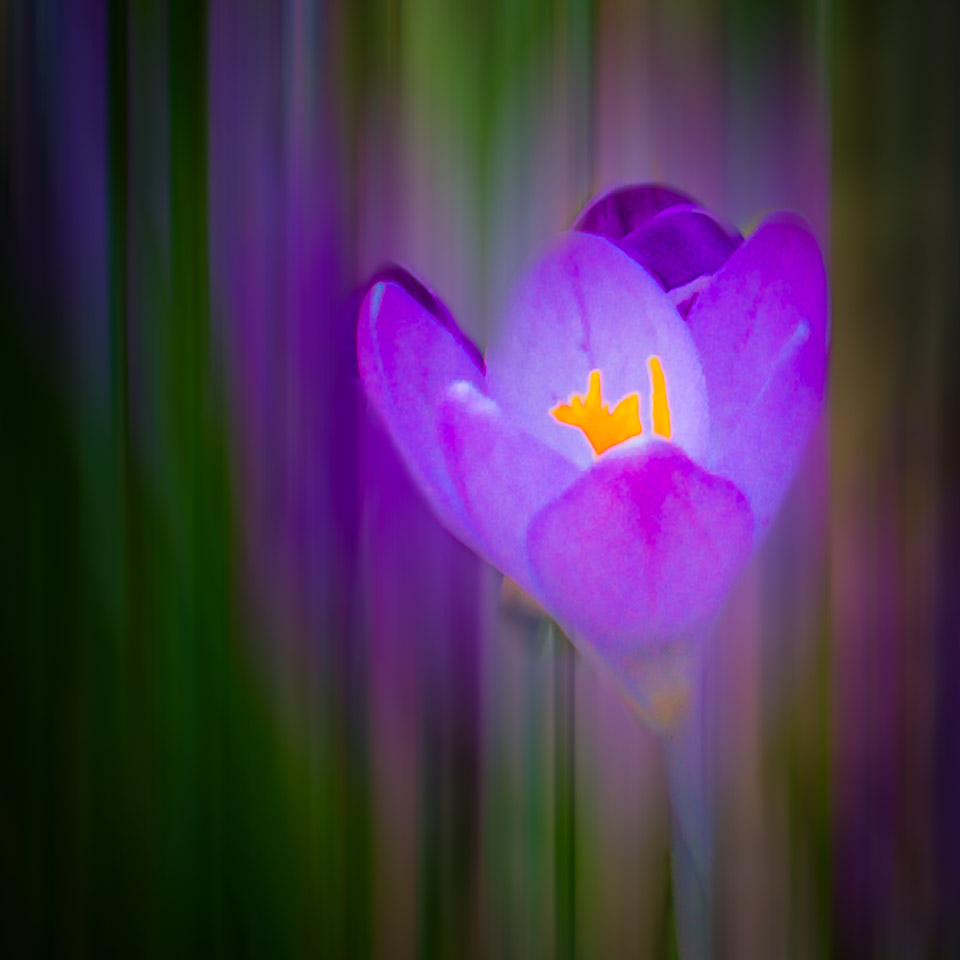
1,0,957,956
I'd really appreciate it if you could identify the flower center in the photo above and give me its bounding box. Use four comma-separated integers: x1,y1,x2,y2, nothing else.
551,358,672,456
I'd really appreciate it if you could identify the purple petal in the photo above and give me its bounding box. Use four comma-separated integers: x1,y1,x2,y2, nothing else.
357,280,485,545
438,381,580,593
667,275,714,319
619,206,741,291
527,442,754,649
485,232,710,468
686,212,828,529
366,264,485,374
347,266,484,379
574,183,694,241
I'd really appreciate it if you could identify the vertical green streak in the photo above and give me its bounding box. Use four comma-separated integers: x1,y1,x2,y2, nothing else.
566,0,595,194
663,845,680,959
521,630,546,956
169,3,209,474
107,0,130,629
554,630,577,960
102,1,145,950
417,718,442,960
167,0,215,950
342,638,374,959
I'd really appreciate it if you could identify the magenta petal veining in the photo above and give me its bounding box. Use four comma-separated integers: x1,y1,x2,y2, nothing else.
526,442,754,646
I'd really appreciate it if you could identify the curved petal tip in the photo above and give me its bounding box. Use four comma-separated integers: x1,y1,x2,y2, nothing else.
574,183,695,241
357,278,485,547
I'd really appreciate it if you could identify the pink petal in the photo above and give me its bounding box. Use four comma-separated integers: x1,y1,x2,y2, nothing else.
527,443,753,650
438,382,580,594
357,280,484,546
686,213,828,529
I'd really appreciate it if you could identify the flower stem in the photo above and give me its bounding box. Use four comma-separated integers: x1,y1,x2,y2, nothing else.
552,625,577,960
661,683,713,959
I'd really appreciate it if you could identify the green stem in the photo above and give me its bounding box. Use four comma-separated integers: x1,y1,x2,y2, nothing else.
553,626,577,960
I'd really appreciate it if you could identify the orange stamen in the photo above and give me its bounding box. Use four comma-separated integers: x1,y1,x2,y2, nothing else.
649,356,672,439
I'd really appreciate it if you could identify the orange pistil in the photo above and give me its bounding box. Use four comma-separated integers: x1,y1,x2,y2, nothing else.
551,360,673,455
551,369,643,456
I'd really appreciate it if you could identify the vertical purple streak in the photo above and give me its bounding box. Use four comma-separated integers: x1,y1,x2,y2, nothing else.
935,498,960,946
209,1,283,632
67,1,110,394
208,4,485,947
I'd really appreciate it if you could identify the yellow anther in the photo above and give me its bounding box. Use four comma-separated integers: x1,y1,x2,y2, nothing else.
649,356,672,439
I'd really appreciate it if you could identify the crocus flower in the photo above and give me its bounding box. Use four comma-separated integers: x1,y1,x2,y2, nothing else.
357,184,827,727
